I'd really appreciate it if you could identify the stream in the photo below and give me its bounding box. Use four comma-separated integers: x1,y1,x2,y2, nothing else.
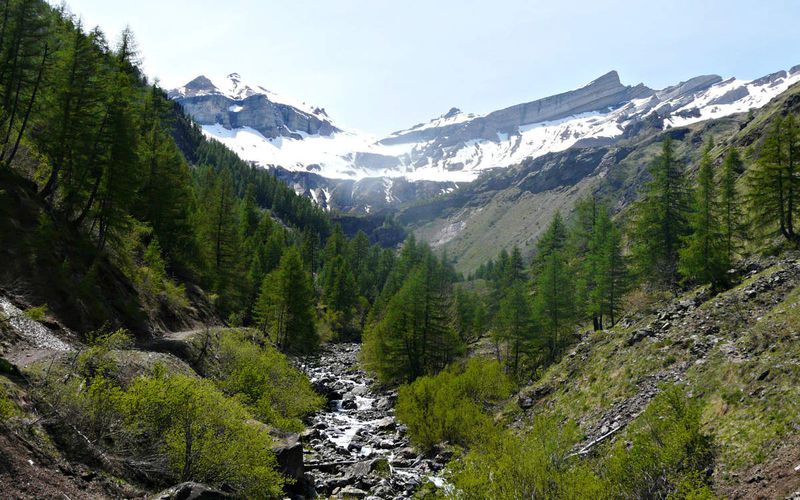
299,343,447,498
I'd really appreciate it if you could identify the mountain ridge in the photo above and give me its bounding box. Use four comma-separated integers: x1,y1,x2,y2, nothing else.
170,65,800,212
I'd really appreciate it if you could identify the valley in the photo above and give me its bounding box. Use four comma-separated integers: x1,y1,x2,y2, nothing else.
1,1,800,499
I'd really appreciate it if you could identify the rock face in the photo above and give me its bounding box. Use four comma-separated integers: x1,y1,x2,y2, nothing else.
272,434,304,481
170,73,338,140
382,71,653,146
172,67,800,214
299,343,448,498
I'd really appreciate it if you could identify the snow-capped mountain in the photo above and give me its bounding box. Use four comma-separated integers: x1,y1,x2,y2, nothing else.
171,67,800,209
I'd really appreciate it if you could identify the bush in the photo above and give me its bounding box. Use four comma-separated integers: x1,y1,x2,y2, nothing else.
77,329,133,381
396,358,512,450
603,385,715,498
448,417,606,499
0,382,18,419
120,371,284,497
214,332,324,432
32,354,286,497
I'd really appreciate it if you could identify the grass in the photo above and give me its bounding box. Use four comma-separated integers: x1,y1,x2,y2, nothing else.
508,260,800,493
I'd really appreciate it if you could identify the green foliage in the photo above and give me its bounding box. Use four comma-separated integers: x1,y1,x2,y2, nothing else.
532,212,575,361
0,382,19,419
363,239,463,383
603,385,715,498
120,372,284,497
720,148,745,264
746,114,800,245
252,246,318,354
630,136,692,289
76,328,133,380
395,358,512,450
496,281,535,377
679,140,729,289
214,332,324,432
23,304,48,321
448,417,606,499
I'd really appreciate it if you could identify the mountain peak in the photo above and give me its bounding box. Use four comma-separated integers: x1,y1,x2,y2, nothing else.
589,70,621,87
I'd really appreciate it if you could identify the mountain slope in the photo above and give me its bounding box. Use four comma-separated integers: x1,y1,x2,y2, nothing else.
508,254,800,498
172,67,800,189
401,78,800,273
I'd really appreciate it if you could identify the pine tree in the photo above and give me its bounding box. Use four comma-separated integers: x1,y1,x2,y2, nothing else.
596,212,626,328
571,196,602,329
320,254,357,334
362,247,461,383
679,140,728,289
252,247,317,354
0,0,50,168
136,84,195,267
197,168,245,315
630,136,691,290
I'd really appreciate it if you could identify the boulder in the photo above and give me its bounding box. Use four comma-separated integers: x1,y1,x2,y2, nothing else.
272,434,304,481
627,328,653,346
150,482,227,500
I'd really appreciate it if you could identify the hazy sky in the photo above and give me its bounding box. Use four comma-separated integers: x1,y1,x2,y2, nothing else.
56,0,800,135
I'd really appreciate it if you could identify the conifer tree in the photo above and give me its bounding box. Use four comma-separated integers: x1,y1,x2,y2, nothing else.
679,140,728,289
720,148,744,265
497,281,534,377
362,244,462,382
252,247,317,354
630,136,691,290
747,115,800,245
532,213,574,361
596,211,626,328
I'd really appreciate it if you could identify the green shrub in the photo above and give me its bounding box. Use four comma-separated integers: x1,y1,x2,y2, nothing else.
120,372,284,497
23,304,48,321
448,416,607,499
214,332,324,432
603,385,715,498
0,383,18,419
396,357,512,450
77,329,133,380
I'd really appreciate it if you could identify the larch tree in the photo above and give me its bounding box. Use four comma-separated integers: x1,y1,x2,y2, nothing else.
679,140,728,289
630,135,691,290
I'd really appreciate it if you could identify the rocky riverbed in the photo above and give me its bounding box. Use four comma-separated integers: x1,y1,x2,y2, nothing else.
299,343,447,499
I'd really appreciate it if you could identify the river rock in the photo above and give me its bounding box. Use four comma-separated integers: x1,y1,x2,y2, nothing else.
150,482,227,499
272,434,304,481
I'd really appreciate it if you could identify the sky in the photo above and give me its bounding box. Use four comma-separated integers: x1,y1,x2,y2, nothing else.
55,0,800,135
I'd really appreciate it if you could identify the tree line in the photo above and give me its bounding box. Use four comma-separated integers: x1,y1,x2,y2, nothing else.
467,119,798,380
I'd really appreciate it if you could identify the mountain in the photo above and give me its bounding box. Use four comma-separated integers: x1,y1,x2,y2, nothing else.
172,67,800,210
401,73,800,273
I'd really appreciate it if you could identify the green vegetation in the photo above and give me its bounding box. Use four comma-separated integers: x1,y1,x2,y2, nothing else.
746,114,800,245
603,386,715,498
679,140,729,289
455,387,713,499
448,417,605,499
214,331,324,432
120,372,284,497
252,247,318,354
27,328,329,497
362,237,464,383
395,358,512,450
630,135,692,290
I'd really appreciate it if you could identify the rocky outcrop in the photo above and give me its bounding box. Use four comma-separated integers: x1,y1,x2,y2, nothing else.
382,71,653,146
150,482,227,499
170,75,338,140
